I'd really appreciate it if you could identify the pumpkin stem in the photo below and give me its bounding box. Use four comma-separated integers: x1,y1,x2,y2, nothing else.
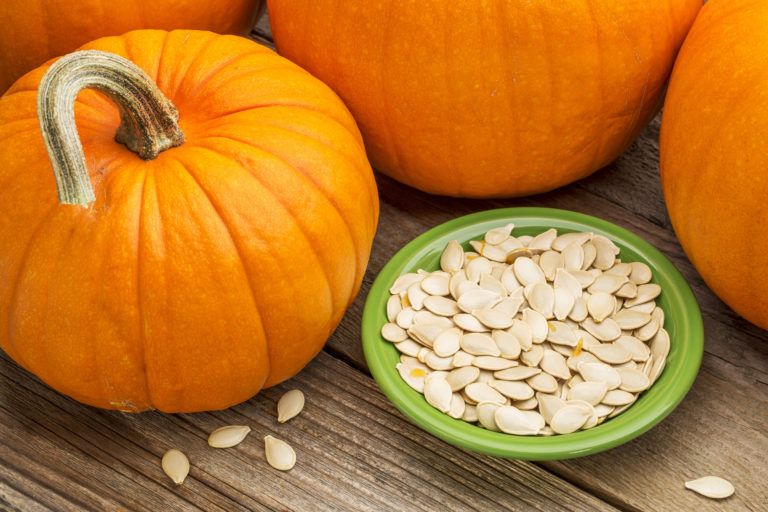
37,50,185,206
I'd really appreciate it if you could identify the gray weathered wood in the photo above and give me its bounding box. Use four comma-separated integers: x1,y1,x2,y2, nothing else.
0,351,616,512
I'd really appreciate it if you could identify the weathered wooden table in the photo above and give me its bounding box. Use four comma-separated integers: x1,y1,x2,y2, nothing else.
1,15,766,512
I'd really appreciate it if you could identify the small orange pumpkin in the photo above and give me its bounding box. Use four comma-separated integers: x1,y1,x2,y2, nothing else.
269,0,702,198
661,0,768,328
0,0,262,93
0,30,379,412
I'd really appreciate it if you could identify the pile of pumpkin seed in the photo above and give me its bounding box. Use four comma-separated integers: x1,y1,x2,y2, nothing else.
382,224,670,436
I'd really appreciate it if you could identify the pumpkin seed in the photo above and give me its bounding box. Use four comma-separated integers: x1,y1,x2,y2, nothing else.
433,327,462,357
567,351,601,372
587,292,615,323
617,367,650,393
446,366,480,391
634,318,660,341
462,404,478,422
613,309,652,330
569,296,589,322
581,242,597,270
570,270,596,288
552,232,592,251
527,372,559,394
473,308,514,329
523,308,549,343
425,351,454,371
581,317,622,341
394,339,422,357
539,251,562,281
553,287,575,321
423,296,460,317
397,362,430,392
386,295,402,322
521,344,544,367
540,349,571,380
494,366,541,381
447,393,466,419
592,235,617,270
578,362,621,390
413,310,454,328
390,273,424,295
684,476,735,500
440,240,465,273
208,425,252,448
457,289,500,313
381,323,408,342
554,269,583,297
453,313,489,332
526,282,555,318
485,223,515,245
492,330,522,359
490,380,535,401
536,393,565,424
460,332,499,356
473,356,517,371
602,389,635,406
615,281,637,299
396,308,417,329
264,436,296,471
451,350,475,368
562,242,584,271
547,320,578,346
449,270,468,299
476,401,502,431
421,273,450,296
466,256,493,283
162,449,189,484
508,319,534,350
514,257,546,286
615,335,650,362
588,343,633,365
629,262,652,285
593,403,614,417
528,228,557,251
550,404,592,434
566,381,608,406
277,389,305,423
588,273,627,295
408,323,444,347
465,382,506,404
624,283,661,307
495,406,543,435
424,373,453,412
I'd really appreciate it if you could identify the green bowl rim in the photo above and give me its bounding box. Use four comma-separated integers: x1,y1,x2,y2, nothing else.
361,207,703,460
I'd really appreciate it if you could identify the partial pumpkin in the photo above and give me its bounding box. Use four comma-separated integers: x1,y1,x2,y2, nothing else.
0,30,379,412
0,0,262,93
661,0,768,328
268,0,702,198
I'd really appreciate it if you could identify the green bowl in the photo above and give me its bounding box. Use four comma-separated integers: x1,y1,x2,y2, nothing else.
362,207,703,460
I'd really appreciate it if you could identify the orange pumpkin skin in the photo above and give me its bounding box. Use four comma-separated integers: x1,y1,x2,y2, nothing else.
0,30,379,412
268,1,702,198
0,0,261,93
661,0,768,328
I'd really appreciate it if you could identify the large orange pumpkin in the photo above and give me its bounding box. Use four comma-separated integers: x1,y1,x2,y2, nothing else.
268,0,702,198
661,0,768,329
0,0,262,93
0,30,378,412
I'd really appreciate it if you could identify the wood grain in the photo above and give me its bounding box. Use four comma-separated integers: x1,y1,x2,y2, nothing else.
0,351,615,512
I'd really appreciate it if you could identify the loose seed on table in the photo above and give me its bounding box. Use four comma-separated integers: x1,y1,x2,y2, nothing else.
277,389,305,423
162,449,190,485
684,476,735,500
208,425,252,448
264,436,296,471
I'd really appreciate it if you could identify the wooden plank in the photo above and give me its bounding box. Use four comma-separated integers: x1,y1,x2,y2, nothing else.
0,351,616,512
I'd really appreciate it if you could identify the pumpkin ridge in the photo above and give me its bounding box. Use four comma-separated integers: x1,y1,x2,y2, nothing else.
134,164,153,410
197,133,364,297
186,139,340,314
171,156,273,382
205,115,378,233
183,49,274,104
4,205,58,369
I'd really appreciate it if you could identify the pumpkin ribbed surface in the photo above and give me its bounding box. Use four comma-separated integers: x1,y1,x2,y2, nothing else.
0,30,379,412
269,0,701,198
